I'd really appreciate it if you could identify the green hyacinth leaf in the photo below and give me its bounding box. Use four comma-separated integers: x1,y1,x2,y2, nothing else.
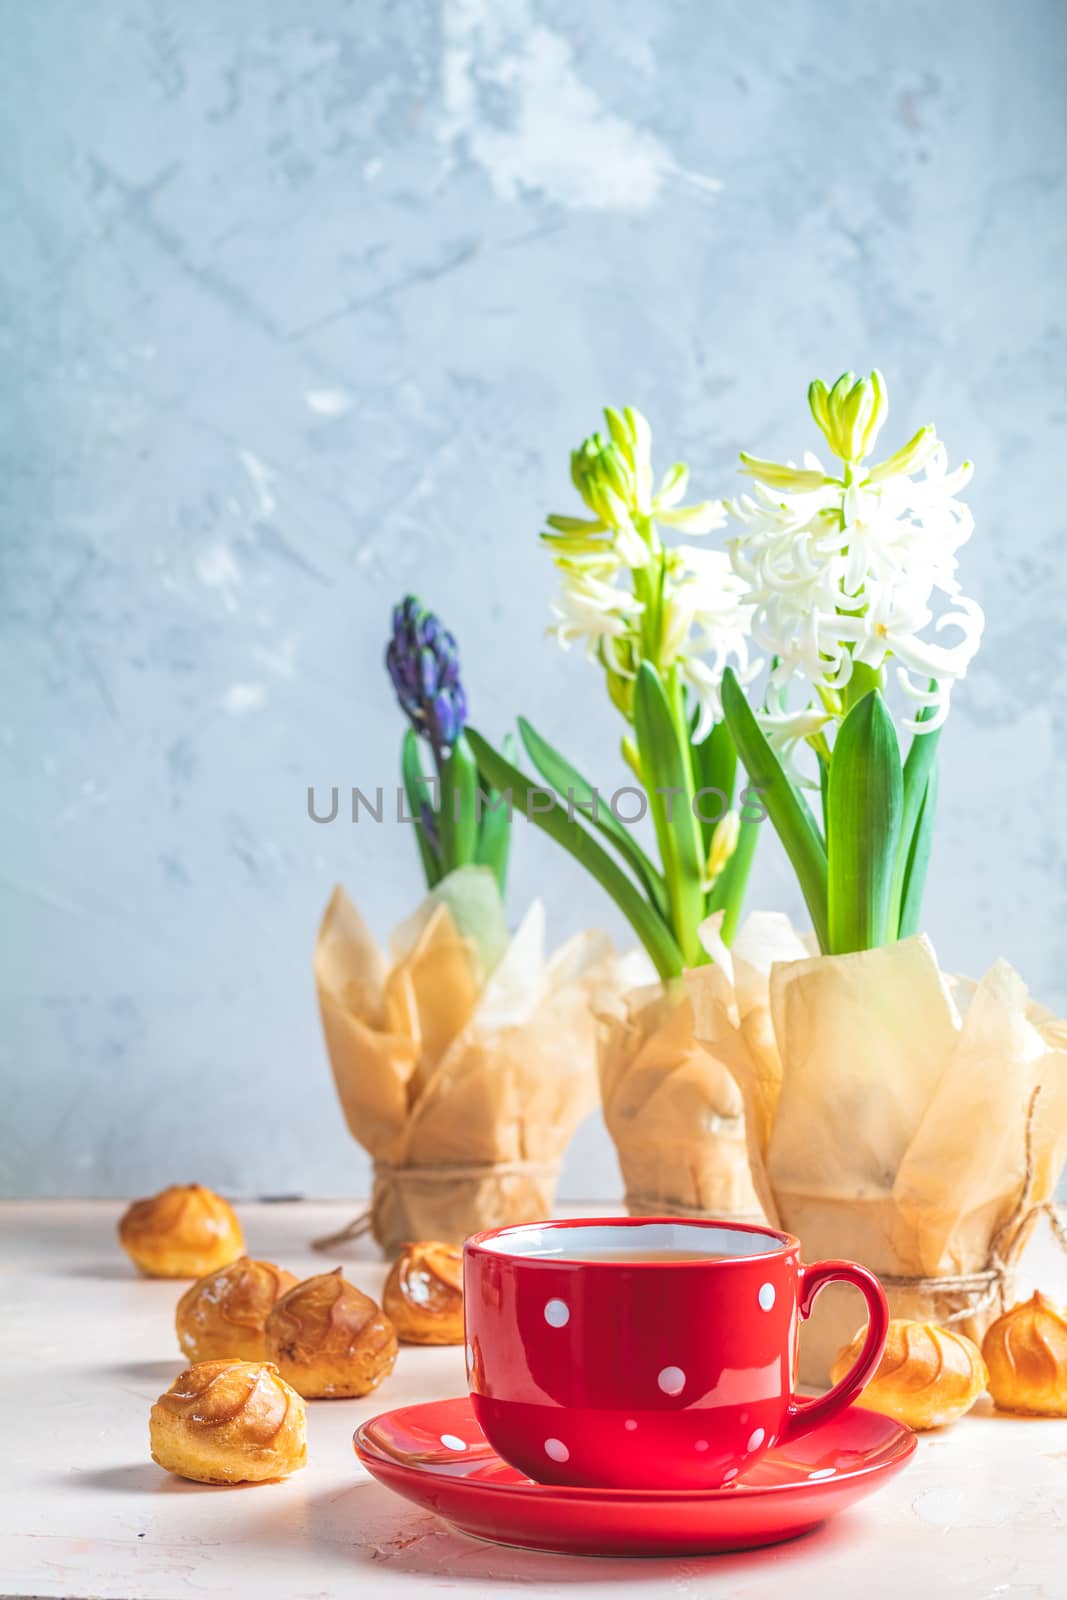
826,690,903,954
692,719,737,855
517,716,669,921
412,864,509,980
633,662,705,967
888,707,942,938
467,727,684,981
898,761,939,938
721,667,830,953
475,732,516,898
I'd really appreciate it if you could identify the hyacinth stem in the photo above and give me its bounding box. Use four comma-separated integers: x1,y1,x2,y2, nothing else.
610,513,749,966
841,658,884,714
401,729,442,888
631,514,665,663
438,735,479,877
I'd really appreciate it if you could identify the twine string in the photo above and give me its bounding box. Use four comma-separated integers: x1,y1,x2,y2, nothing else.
373,1157,557,1190
310,1157,558,1253
310,1212,374,1253
878,1085,1067,1324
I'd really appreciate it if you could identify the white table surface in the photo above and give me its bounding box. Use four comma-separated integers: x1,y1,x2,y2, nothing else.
3,1201,1065,1600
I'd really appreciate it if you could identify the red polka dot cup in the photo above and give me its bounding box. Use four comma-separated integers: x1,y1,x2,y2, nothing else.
463,1217,888,1490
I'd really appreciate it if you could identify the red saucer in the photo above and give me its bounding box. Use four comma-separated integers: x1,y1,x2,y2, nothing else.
353,1395,916,1556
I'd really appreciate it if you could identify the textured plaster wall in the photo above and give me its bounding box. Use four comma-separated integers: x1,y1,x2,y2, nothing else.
2,0,1065,1198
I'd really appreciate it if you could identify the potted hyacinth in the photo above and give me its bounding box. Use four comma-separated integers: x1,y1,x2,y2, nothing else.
312,598,605,1257
386,596,511,907
717,368,983,955
685,371,1067,1382
469,409,764,1222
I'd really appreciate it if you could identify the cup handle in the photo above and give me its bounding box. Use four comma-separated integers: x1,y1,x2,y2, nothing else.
778,1259,889,1445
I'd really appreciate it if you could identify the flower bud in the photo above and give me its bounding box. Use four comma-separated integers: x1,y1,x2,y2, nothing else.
605,661,636,722
620,734,643,782
704,810,740,885
603,406,634,457
387,595,467,752
571,433,638,526
656,499,726,533
740,454,830,493
864,424,940,485
808,369,889,463
656,461,689,508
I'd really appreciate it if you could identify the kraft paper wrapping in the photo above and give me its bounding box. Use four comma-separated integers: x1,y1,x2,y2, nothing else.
314,869,607,1256
685,914,1067,1385
592,953,762,1223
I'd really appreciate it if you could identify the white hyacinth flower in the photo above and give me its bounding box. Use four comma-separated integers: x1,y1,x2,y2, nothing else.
665,547,756,740
726,372,984,744
548,561,644,665
543,409,754,731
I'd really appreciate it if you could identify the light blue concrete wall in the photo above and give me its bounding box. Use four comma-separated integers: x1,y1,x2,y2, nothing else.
3,1,1065,1198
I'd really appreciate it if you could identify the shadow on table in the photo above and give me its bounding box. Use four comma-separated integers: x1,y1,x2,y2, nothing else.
279,1480,873,1585
101,1357,186,1384
63,1262,153,1280
50,1463,236,1494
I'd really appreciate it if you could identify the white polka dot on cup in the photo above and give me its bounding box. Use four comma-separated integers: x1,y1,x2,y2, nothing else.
723,1465,739,1482
747,1427,765,1452
695,1439,708,1452
758,1282,776,1311
544,1298,570,1328
544,1437,569,1462
624,1418,637,1431
440,1434,466,1452
658,1365,686,1396
465,1342,474,1370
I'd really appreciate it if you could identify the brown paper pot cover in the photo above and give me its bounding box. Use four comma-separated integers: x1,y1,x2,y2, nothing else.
314,877,606,1255
686,914,1067,1385
594,958,762,1223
